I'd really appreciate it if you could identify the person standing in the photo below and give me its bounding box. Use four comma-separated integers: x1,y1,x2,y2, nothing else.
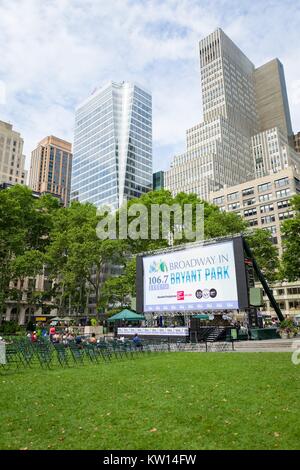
49,325,56,342
132,333,143,350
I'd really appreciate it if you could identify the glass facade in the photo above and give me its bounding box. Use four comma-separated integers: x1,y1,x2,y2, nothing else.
153,171,164,190
71,81,152,209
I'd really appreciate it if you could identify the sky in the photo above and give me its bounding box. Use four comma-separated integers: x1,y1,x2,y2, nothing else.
0,0,299,173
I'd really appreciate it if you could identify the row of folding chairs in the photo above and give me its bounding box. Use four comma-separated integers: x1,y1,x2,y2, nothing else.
2,334,205,372
1,337,161,372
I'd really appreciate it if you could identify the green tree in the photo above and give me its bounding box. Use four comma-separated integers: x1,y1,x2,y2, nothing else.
245,229,279,282
99,190,248,311
0,185,59,317
117,189,246,253
46,201,127,315
280,195,300,281
99,257,136,310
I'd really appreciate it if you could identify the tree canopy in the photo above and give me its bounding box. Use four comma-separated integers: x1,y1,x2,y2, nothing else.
1,186,298,317
280,195,300,281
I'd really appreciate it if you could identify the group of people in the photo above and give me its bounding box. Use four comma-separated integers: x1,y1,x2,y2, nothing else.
26,325,98,347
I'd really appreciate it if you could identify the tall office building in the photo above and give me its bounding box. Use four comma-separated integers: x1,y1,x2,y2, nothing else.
71,81,152,209
29,136,72,207
252,127,299,178
0,120,27,185
254,59,293,139
165,28,297,200
153,171,164,191
166,29,259,200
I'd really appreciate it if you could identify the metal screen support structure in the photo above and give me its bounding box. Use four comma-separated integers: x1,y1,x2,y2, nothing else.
242,236,284,322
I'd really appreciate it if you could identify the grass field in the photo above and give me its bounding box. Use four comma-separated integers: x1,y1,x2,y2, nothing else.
1,352,299,450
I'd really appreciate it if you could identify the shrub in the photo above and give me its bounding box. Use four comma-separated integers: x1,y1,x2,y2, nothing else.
0,320,20,335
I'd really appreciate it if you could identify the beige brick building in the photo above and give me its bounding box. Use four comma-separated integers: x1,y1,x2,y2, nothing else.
0,120,27,186
4,272,57,325
261,282,300,319
210,168,300,318
210,167,300,255
252,127,299,178
29,135,72,207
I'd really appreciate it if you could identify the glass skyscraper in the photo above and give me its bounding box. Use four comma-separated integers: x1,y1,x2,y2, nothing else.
71,81,152,209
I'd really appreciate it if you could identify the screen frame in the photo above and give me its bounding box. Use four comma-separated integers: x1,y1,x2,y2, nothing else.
136,236,249,313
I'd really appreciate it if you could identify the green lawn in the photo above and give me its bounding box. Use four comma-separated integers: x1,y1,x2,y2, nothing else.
1,352,299,450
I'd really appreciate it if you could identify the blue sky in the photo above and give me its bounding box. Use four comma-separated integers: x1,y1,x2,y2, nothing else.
0,0,299,173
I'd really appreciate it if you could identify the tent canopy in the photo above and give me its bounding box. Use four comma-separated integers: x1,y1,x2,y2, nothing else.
108,309,145,322
192,314,210,320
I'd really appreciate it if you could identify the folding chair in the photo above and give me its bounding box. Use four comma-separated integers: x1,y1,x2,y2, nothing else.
69,343,85,365
53,343,70,367
97,342,112,362
0,343,21,371
34,342,53,369
84,344,101,364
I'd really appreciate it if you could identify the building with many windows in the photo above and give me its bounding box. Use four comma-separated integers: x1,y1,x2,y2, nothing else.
210,168,300,318
71,81,152,209
165,29,296,200
254,58,293,139
210,167,300,254
0,120,27,186
166,28,259,201
261,282,300,319
153,171,164,191
29,135,72,207
252,127,299,178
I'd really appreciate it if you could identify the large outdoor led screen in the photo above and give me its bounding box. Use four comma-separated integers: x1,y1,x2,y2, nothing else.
136,237,249,313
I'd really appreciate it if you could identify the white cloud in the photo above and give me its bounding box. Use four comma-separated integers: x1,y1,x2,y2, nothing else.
0,0,299,174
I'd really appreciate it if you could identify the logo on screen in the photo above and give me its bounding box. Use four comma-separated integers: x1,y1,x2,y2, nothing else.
149,260,168,273
203,289,210,299
195,289,202,299
177,291,184,300
209,288,217,298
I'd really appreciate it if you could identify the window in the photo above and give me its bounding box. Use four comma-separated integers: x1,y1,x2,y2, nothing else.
213,196,224,205
277,199,290,209
276,188,290,198
228,202,240,210
248,219,258,226
244,208,257,217
275,177,289,187
243,198,256,206
242,187,254,196
259,193,272,202
258,182,272,192
227,192,239,201
275,289,284,296
289,301,300,309
264,225,277,234
261,215,276,224
271,301,285,309
260,204,274,213
287,287,300,295
278,211,294,220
